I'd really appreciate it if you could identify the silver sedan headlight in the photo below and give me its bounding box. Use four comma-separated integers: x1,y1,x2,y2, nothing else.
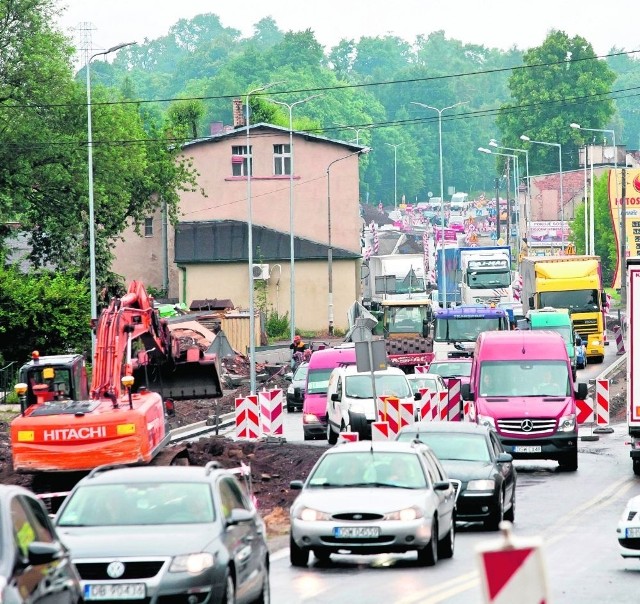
466,479,495,491
383,506,424,521
169,552,215,574
296,507,332,521
477,414,496,429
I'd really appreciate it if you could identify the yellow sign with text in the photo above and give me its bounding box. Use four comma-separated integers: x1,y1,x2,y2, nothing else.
608,169,640,288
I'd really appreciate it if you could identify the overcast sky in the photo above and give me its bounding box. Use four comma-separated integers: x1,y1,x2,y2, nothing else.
56,0,639,60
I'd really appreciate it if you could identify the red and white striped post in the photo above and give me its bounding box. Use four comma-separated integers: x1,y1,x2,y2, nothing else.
593,379,614,434
259,389,284,437
446,378,462,421
371,422,390,441
614,325,626,355
235,395,260,440
419,389,438,422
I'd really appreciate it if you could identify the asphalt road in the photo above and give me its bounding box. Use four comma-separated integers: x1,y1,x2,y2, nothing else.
269,344,635,603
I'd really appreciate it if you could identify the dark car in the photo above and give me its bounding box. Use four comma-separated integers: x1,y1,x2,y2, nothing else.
54,463,269,604
396,422,516,530
0,484,82,603
286,361,308,412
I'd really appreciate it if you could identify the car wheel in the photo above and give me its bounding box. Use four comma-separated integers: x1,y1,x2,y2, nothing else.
290,534,309,567
486,490,504,531
255,571,270,604
348,412,367,439
438,512,455,559
287,404,293,412
313,549,331,564
221,569,235,604
558,450,578,471
504,488,516,523
417,517,438,566
326,420,338,445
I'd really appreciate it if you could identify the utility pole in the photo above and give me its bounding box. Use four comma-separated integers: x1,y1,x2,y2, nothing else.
494,178,500,242
621,169,627,298
505,159,511,246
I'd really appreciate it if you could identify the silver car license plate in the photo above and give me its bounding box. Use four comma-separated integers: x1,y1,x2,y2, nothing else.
84,583,146,600
626,527,640,538
334,526,379,538
513,445,542,453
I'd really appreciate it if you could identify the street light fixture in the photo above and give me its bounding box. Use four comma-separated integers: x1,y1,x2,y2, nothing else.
520,134,565,250
246,81,285,394
490,139,530,233
326,147,370,334
87,41,137,353
385,143,404,209
336,123,373,145
267,94,322,346
411,101,468,308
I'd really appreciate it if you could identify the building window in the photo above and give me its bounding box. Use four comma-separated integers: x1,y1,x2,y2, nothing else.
232,145,252,176
144,217,153,237
273,144,291,175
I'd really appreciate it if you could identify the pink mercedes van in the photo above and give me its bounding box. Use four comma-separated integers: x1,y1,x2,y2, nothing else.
461,331,587,471
302,344,356,440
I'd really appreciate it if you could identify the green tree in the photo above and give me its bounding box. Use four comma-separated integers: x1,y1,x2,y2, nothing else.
497,31,616,175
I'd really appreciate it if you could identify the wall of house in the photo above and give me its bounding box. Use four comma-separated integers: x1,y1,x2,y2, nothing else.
179,259,360,333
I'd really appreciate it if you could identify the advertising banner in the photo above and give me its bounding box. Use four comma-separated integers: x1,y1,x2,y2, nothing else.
526,221,571,247
608,169,640,289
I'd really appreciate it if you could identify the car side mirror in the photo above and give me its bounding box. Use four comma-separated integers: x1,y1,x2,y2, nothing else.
227,508,255,526
26,541,64,566
414,392,421,401
528,296,534,308
289,480,304,490
422,320,430,338
601,291,607,306
331,393,340,402
433,480,451,491
496,452,513,464
576,382,588,400
284,373,293,382
460,383,472,401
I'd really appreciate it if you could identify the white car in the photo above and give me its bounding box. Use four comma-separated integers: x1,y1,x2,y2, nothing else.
617,495,640,558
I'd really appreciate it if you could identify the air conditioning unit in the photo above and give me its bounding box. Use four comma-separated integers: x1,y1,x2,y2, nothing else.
252,264,270,280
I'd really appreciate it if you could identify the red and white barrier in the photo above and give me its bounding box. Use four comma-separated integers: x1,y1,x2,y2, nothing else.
418,389,438,422
595,379,610,425
372,421,391,441
437,391,450,421
614,325,626,355
377,396,414,437
414,365,430,374
235,395,260,439
259,389,284,436
338,432,359,443
446,378,462,421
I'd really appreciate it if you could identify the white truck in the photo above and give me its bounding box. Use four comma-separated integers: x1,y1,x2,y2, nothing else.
362,253,428,312
458,246,513,305
627,258,640,474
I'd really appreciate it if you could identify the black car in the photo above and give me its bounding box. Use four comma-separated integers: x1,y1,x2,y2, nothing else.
54,463,269,603
286,361,308,412
0,484,82,603
397,421,516,530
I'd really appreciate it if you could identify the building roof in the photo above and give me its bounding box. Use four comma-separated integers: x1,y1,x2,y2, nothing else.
175,220,360,264
182,123,365,153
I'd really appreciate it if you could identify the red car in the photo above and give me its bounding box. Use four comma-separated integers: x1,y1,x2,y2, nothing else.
426,359,473,388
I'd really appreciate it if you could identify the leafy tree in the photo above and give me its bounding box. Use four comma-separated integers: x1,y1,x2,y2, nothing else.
497,31,616,175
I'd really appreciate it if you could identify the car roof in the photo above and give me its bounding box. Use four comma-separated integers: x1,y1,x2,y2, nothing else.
77,464,233,485
398,421,491,436
430,358,472,364
406,372,440,379
324,440,427,454
338,365,406,376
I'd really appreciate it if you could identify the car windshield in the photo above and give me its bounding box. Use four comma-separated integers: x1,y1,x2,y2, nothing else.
429,362,472,378
345,374,412,399
408,376,438,394
397,432,491,463
56,482,216,526
307,451,427,490
294,365,308,383
434,317,504,342
479,360,569,397
306,368,333,394
539,289,600,313
467,270,512,289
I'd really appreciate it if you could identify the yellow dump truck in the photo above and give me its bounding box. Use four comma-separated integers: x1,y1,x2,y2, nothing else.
520,255,606,363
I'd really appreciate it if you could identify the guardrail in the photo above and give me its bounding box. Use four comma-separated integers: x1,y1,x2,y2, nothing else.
596,353,626,382
169,411,236,443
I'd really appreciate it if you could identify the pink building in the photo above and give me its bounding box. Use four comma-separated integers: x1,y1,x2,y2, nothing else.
111,118,366,333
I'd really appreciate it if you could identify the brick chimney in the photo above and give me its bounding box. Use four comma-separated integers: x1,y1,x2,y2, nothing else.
232,98,245,128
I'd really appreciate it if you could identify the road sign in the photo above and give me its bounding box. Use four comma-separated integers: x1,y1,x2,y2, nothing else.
576,397,594,424
491,232,497,241
476,524,549,604
497,237,505,246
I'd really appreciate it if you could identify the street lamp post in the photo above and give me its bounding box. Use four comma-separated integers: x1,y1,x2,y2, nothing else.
326,147,370,334
385,143,404,209
411,101,468,308
520,135,564,250
267,95,321,345
336,123,373,145
87,42,136,353
246,81,283,394
569,123,622,293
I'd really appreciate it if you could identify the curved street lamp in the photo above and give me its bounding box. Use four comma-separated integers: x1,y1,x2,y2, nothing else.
87,42,137,353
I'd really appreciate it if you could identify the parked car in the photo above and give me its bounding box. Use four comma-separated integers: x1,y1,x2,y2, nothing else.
286,361,308,411
617,494,640,559
406,373,449,419
0,484,82,603
427,359,473,388
54,463,269,604
289,440,459,567
396,421,516,530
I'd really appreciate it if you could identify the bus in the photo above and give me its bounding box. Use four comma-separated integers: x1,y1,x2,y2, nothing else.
432,305,510,360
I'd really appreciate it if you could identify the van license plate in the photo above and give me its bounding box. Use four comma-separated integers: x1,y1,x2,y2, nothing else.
513,446,542,453
334,527,379,538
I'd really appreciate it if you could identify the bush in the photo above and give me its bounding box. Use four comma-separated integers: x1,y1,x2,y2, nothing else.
266,309,289,340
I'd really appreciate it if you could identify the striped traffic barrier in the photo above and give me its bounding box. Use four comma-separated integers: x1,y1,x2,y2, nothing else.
414,365,430,374
437,391,450,421
378,396,414,437
338,432,359,443
446,378,462,421
258,388,284,437
614,325,626,355
419,389,438,422
593,379,614,434
235,395,260,439
371,421,390,441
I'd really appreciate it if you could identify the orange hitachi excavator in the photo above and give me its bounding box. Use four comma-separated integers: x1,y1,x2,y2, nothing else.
11,281,223,472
